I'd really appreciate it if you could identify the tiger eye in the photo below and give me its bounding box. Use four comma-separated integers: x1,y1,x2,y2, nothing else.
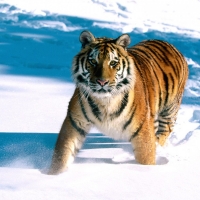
110,60,117,66
90,59,97,65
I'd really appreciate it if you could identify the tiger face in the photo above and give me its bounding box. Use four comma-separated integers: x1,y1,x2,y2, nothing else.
72,31,135,98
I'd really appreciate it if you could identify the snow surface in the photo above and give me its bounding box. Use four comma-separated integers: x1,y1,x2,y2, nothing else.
0,0,200,199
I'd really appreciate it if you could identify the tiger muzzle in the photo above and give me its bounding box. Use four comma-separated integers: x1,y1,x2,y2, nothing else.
96,79,109,86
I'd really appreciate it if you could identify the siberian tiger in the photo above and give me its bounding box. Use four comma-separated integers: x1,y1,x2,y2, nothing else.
48,31,188,175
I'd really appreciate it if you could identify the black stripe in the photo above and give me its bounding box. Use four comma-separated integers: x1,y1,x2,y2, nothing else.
73,52,86,74
133,46,169,106
122,59,126,68
82,72,89,77
126,58,131,75
103,42,108,55
144,40,171,62
123,105,136,130
160,105,171,113
77,75,86,83
116,78,130,90
132,47,152,60
121,59,126,78
154,125,158,130
163,73,169,105
154,119,159,123
156,131,168,135
169,73,175,92
150,61,163,108
131,57,149,106
158,123,167,128
129,122,144,141
80,57,85,72
135,42,171,72
143,46,170,106
78,93,92,123
121,78,129,85
154,42,180,78
132,50,162,108
69,113,86,137
159,120,172,125
109,43,116,52
143,40,179,77
87,96,101,121
94,43,103,50
110,93,129,119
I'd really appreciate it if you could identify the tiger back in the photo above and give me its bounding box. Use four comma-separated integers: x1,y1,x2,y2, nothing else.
48,31,188,175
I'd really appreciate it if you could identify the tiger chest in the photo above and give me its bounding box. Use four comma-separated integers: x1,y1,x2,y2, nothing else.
85,97,133,140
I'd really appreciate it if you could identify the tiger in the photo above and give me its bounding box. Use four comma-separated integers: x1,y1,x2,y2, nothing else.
48,30,188,175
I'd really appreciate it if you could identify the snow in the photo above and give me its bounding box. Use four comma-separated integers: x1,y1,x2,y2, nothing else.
0,0,200,199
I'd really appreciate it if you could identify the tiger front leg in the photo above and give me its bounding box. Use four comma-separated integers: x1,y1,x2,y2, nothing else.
131,121,156,165
48,114,90,175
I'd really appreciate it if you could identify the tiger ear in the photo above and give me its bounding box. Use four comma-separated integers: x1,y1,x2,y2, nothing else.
115,34,130,48
79,31,95,48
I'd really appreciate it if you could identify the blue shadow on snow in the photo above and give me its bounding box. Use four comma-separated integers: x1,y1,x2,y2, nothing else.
0,132,132,169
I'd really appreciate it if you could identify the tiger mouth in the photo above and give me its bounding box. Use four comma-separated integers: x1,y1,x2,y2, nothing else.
88,82,113,94
90,87,110,93
92,87,112,94
97,88,108,93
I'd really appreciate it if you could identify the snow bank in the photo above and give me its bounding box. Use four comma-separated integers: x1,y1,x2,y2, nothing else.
1,0,200,37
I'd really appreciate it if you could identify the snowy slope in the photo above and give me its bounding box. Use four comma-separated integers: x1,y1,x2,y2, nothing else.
0,0,200,199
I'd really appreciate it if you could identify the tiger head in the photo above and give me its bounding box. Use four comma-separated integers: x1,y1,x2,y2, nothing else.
72,31,135,98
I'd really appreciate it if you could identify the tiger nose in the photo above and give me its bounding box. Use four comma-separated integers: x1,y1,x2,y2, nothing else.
96,79,109,86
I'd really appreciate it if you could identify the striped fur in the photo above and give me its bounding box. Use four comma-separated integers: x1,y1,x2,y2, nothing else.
49,31,188,174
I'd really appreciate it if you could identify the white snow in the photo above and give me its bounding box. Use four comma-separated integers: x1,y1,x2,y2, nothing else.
0,73,74,132
1,0,200,36
0,0,200,199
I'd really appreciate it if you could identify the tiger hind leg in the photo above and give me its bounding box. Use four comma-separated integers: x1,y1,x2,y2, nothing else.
156,105,179,146
156,122,173,146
